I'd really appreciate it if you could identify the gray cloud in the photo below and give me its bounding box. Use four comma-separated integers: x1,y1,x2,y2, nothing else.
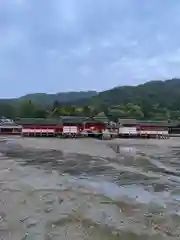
0,0,180,97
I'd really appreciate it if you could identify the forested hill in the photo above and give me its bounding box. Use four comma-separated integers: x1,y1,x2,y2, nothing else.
87,78,180,107
18,91,98,105
84,78,180,120
1,78,180,120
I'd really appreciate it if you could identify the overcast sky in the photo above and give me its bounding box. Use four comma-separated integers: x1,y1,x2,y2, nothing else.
0,0,180,97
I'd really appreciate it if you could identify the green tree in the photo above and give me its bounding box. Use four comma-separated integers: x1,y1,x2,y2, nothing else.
0,102,15,118
170,110,180,120
18,100,36,118
34,108,47,118
82,106,92,116
108,105,126,121
125,103,144,119
52,100,60,110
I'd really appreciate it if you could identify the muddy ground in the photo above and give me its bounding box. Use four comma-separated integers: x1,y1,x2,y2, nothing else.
1,137,180,239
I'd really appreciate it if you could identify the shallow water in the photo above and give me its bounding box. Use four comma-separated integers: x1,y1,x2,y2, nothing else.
1,139,180,239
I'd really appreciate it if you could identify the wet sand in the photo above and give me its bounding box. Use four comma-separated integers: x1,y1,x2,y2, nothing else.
1,137,180,239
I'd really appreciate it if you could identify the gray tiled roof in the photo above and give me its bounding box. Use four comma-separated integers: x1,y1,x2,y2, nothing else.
60,116,108,124
118,118,172,127
93,116,109,123
15,116,108,126
168,121,180,127
0,122,22,128
60,116,86,123
0,118,21,128
118,118,137,125
15,118,61,125
136,120,169,127
0,124,22,128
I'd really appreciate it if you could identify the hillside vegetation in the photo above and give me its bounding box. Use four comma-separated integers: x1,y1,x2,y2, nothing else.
0,79,180,121
18,91,97,105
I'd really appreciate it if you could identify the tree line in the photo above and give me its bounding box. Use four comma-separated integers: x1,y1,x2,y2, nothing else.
0,99,180,122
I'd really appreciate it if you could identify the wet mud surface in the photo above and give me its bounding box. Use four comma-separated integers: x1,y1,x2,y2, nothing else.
1,138,180,239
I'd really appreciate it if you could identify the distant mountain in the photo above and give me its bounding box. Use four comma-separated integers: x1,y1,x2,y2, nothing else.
81,79,180,109
18,91,98,105
1,79,180,120
1,78,180,111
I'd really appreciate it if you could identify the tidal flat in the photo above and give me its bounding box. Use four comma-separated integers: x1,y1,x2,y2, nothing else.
0,137,180,239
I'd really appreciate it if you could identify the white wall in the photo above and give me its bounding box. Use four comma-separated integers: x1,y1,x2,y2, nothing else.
119,127,137,135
